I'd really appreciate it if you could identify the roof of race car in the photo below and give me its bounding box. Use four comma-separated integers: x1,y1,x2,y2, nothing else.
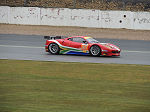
69,36,92,40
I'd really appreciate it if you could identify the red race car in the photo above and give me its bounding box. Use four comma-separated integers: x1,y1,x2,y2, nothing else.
45,36,121,56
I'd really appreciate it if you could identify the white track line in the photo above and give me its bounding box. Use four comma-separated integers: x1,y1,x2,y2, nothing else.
0,44,150,54
122,50,150,54
0,45,44,49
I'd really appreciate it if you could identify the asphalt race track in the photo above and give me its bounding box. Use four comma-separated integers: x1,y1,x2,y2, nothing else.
0,34,150,65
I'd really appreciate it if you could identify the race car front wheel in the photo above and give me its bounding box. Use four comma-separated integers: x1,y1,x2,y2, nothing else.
90,45,101,56
48,43,60,54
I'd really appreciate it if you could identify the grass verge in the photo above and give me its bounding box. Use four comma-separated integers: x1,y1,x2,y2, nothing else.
0,59,150,112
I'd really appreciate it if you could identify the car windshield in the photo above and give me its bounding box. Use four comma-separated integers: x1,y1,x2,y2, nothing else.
86,38,99,43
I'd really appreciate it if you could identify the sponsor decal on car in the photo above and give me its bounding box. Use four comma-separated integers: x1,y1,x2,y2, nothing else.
81,44,89,53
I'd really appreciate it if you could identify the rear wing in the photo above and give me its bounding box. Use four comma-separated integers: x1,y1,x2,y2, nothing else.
44,36,68,40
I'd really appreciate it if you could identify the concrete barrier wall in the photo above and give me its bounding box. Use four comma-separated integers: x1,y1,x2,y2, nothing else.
133,12,150,30
40,8,100,27
69,9,100,28
9,7,40,25
0,6,150,30
100,11,130,29
41,8,71,26
0,6,9,23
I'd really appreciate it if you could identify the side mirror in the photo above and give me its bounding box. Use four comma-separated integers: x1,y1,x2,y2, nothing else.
83,41,88,44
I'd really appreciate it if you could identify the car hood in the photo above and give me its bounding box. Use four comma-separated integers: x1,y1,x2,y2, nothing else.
100,43,120,51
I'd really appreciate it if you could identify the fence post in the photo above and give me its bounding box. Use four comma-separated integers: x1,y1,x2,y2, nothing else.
24,0,27,6
73,0,76,8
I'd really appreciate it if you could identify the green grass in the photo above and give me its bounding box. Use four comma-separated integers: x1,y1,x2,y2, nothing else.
0,59,150,112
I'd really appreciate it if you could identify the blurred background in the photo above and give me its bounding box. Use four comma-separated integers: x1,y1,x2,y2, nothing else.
0,0,150,11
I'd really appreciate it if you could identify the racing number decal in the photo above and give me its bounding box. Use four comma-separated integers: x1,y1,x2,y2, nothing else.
81,44,88,53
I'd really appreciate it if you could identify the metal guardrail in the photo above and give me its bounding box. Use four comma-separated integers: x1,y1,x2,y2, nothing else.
0,0,150,11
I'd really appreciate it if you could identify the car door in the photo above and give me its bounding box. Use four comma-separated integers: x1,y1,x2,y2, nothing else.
69,37,83,49
61,37,88,51
61,37,84,49
61,38,71,47
69,37,89,52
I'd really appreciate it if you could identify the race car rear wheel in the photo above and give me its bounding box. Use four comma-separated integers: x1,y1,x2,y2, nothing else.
48,43,60,54
90,45,101,56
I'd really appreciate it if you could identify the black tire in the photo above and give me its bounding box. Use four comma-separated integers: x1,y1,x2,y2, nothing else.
48,43,60,54
89,45,101,56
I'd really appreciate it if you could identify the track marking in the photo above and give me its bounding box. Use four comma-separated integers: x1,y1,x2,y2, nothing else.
0,45,44,49
0,44,150,54
122,50,150,54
